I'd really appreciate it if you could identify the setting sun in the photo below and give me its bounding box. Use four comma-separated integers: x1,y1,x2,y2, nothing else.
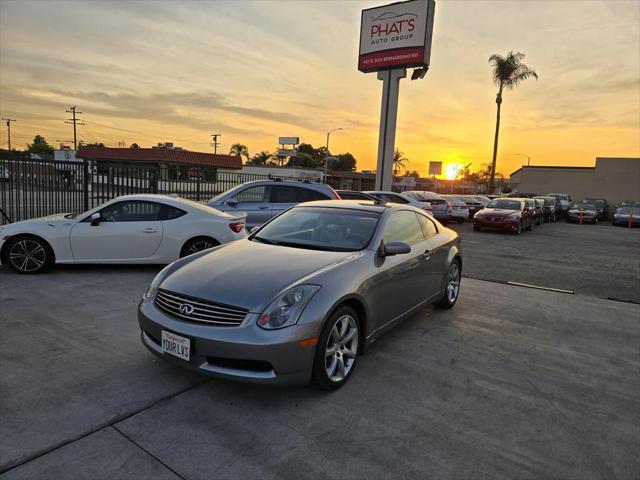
444,163,462,180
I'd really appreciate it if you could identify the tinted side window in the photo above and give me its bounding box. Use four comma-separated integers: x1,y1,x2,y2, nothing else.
271,186,299,203
417,215,438,239
161,205,187,220
298,188,330,202
99,201,161,222
235,186,269,203
382,211,424,245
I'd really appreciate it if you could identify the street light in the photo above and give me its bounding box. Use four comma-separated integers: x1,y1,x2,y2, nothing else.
324,128,343,182
516,153,531,166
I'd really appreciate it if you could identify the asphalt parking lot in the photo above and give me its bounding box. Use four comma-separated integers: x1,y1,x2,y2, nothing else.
1,222,639,479
448,219,640,303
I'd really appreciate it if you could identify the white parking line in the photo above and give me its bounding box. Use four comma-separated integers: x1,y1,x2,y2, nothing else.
507,281,574,294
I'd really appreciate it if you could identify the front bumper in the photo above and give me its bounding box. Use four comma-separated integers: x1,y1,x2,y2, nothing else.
474,218,519,231
138,298,321,385
567,213,597,223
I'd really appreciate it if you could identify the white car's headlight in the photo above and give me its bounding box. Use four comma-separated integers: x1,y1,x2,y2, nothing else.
258,285,321,330
143,264,172,300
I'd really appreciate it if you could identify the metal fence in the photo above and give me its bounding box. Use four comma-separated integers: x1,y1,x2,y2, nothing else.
0,158,302,225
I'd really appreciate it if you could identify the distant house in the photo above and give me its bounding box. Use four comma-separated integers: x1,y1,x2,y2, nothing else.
76,145,242,181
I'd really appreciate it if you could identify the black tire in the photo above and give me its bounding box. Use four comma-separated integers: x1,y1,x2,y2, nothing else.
311,306,361,391
436,259,461,309
180,236,220,258
473,224,481,231
527,218,534,231
515,222,522,235
4,235,54,274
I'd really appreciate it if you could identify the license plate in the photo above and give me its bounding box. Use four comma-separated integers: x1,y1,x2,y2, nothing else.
161,330,191,361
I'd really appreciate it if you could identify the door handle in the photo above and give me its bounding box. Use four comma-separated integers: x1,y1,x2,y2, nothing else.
142,228,158,233
423,249,432,258
258,205,269,210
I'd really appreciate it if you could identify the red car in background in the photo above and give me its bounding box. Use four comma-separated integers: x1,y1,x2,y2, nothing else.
473,198,534,234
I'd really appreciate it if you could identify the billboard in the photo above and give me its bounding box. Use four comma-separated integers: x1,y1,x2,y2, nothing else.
428,161,442,176
278,137,299,145
358,0,435,73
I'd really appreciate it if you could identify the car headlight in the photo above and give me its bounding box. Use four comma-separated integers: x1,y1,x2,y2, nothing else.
506,212,520,219
143,264,172,300
475,213,485,219
258,285,321,330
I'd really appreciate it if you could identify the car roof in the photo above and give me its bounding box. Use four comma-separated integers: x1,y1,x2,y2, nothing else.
237,179,330,189
404,190,442,199
295,199,413,213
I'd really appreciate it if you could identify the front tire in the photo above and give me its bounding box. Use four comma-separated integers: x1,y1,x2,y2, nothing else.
311,306,360,391
515,222,522,235
5,236,54,274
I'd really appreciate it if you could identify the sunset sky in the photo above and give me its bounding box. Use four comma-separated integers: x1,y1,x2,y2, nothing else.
0,0,638,177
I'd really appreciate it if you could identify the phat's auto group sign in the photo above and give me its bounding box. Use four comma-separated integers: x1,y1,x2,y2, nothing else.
358,0,435,72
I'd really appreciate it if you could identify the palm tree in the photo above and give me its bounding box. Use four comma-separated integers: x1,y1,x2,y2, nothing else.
392,149,408,176
229,143,250,162
488,51,538,193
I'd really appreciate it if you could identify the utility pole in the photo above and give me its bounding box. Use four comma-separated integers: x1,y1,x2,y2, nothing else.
324,128,343,182
65,106,84,150
211,133,221,154
2,118,16,150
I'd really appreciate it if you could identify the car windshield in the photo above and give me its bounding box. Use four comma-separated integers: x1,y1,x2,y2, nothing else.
582,198,605,207
486,200,521,210
251,206,381,252
571,203,596,210
618,207,640,214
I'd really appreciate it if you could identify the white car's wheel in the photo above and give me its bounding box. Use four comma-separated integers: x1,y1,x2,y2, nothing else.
5,236,54,274
180,236,220,258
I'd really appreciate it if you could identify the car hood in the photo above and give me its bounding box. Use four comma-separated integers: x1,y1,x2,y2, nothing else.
1,213,77,231
160,239,358,312
480,208,518,217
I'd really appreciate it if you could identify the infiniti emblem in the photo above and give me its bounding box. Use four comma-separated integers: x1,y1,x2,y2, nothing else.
179,303,194,315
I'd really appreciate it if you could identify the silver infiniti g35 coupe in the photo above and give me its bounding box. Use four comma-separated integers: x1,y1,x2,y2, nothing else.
138,200,462,389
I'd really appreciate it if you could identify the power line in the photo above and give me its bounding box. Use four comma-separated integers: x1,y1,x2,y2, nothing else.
1,118,16,150
65,106,85,150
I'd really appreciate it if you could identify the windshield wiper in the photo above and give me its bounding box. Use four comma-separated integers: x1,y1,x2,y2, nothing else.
251,236,278,245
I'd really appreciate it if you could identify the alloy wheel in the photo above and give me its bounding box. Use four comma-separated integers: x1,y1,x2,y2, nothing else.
324,315,359,383
9,240,46,273
446,262,461,303
187,240,215,254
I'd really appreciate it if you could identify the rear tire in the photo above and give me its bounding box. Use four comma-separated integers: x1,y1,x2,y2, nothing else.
311,306,360,391
180,236,220,258
436,260,461,309
5,235,54,274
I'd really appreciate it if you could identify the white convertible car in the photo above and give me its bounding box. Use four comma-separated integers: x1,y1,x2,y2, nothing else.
0,194,247,273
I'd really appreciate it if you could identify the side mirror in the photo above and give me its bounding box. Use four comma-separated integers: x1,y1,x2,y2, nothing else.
226,198,238,208
90,212,101,226
383,241,411,256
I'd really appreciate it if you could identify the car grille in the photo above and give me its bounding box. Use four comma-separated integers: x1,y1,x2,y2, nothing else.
154,289,248,326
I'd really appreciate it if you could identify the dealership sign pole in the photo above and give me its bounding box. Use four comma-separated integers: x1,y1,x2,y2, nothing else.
359,0,435,191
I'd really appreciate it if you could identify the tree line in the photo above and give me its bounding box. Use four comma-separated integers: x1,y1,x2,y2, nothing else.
230,143,357,172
